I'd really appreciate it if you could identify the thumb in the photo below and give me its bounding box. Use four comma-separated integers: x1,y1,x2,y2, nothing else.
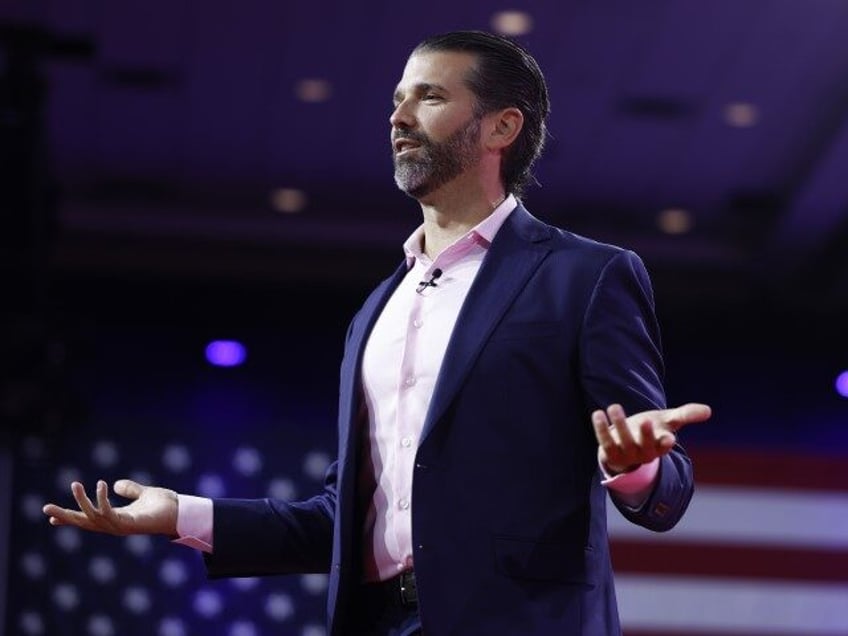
676,403,712,422
666,403,712,431
113,479,144,500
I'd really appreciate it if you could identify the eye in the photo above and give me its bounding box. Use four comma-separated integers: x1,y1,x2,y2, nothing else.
423,93,442,102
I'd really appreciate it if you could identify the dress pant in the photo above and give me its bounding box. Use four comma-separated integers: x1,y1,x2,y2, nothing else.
350,570,423,636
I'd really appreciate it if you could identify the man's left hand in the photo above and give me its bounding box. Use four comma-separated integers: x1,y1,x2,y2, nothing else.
592,403,712,475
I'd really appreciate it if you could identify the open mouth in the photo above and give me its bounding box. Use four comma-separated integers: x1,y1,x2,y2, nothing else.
393,138,423,157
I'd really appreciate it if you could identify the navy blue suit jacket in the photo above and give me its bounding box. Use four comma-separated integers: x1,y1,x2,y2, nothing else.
204,204,694,635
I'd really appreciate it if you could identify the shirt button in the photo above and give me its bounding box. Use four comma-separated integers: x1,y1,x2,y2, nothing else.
412,319,423,329
401,437,412,448
405,376,416,387
398,498,410,510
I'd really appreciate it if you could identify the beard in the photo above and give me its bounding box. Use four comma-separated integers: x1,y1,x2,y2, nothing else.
393,114,482,199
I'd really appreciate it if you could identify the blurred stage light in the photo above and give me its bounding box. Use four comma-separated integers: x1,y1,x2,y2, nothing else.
270,188,307,214
836,371,848,398
233,446,263,476
196,473,226,498
295,78,332,103
491,11,533,36
658,208,693,234
724,102,759,128
205,340,246,367
193,589,223,618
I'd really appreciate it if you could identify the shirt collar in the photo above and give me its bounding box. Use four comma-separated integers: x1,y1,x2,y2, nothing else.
402,194,518,266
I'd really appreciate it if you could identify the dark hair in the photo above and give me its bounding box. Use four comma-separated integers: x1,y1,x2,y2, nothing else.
413,30,550,196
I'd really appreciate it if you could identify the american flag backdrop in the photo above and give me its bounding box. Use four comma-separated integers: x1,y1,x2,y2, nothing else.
6,325,346,636
610,450,848,636
10,427,337,636
11,441,848,635
4,325,848,635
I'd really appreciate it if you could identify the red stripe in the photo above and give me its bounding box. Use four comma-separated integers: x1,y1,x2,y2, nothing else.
687,448,848,492
611,539,848,582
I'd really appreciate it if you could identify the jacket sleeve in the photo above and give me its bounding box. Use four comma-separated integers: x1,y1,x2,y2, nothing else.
579,249,694,531
203,460,338,577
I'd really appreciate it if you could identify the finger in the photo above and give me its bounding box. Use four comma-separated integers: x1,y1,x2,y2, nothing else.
42,503,96,530
113,479,143,501
678,403,712,422
608,404,637,448
96,481,121,529
591,409,613,447
657,431,676,451
71,481,101,522
592,409,618,461
97,480,128,533
662,403,712,432
640,420,675,452
639,419,658,448
593,409,631,469
96,480,113,513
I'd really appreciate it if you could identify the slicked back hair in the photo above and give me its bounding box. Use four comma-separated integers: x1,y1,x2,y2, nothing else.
412,30,550,197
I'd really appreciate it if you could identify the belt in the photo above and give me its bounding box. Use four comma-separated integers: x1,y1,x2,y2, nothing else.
363,569,419,607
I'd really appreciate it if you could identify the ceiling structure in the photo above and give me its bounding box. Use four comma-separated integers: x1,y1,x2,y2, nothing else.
2,0,848,318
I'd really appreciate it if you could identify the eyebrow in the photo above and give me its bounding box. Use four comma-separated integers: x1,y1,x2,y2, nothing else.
393,82,448,104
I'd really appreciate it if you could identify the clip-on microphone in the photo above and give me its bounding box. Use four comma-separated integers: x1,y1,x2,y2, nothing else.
416,268,443,294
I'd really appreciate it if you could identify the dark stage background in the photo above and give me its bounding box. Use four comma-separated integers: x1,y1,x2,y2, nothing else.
2,1,847,635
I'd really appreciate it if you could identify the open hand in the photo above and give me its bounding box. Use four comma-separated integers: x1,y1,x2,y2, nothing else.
42,479,179,537
592,403,711,475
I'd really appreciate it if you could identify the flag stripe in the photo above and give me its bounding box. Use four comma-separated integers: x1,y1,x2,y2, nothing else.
611,540,848,582
615,574,848,634
608,485,848,549
688,449,848,492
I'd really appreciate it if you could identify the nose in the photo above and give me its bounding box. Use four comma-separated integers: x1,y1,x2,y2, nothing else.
389,99,416,130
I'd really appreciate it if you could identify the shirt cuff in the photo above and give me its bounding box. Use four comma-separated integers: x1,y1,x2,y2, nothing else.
172,494,213,553
600,458,660,508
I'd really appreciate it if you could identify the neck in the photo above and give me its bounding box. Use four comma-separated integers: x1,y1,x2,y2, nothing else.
417,175,507,259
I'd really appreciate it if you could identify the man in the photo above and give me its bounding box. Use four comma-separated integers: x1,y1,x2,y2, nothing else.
44,31,711,635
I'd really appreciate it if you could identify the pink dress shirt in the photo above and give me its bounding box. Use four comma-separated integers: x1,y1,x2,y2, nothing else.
359,196,519,580
174,194,658,571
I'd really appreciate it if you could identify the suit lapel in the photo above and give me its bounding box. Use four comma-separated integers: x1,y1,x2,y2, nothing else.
420,205,553,443
337,260,407,463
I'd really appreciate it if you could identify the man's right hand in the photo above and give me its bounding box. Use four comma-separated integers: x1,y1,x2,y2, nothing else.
42,479,179,537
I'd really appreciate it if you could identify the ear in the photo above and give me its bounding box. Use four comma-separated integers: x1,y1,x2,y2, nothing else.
484,107,524,152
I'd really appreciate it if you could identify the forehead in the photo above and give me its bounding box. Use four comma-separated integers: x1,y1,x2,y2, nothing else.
395,50,478,94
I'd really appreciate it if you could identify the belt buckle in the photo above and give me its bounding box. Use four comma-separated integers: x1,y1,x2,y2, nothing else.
398,569,418,606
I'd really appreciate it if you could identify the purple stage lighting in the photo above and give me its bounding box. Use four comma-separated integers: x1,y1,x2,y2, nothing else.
836,371,848,398
205,340,247,367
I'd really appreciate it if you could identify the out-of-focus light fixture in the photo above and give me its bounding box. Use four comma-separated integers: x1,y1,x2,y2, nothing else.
205,340,246,368
657,208,693,235
491,10,533,36
835,370,848,398
724,102,759,128
270,188,307,214
295,78,332,103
